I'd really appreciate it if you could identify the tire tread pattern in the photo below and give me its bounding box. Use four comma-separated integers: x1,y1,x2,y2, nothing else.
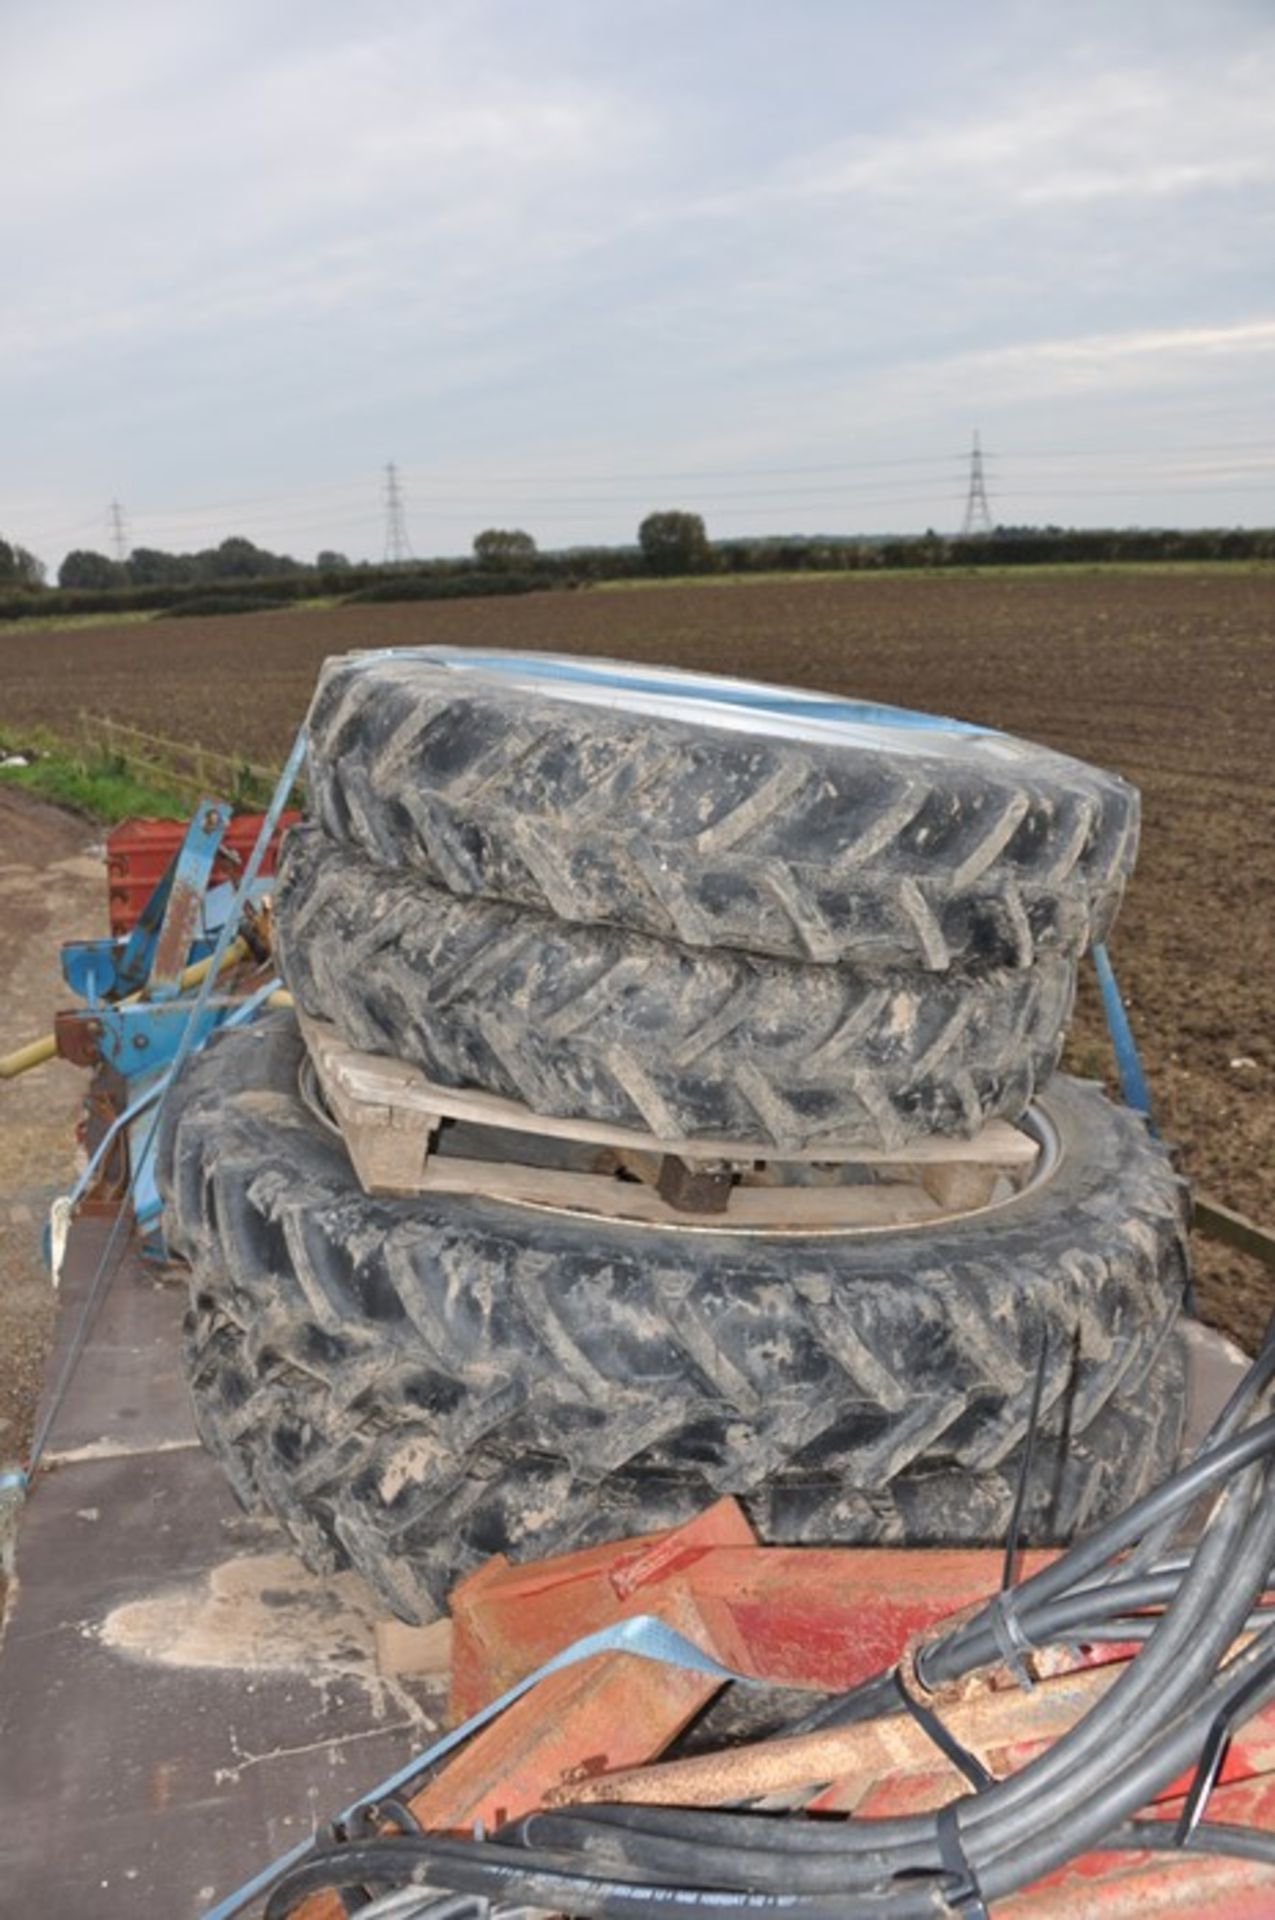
161,1017,1188,1622
305,656,1140,971
276,825,1076,1150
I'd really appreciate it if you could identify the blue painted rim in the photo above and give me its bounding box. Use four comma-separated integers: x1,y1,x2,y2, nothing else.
416,647,990,737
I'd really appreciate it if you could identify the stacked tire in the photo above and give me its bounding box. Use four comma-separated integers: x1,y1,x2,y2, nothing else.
158,651,1190,1623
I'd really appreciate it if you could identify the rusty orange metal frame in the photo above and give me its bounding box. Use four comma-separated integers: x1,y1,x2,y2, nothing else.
287,1501,1275,1920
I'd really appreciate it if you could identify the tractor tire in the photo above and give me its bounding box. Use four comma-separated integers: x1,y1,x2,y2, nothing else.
304,651,1139,973
159,1016,1189,1622
275,824,1077,1152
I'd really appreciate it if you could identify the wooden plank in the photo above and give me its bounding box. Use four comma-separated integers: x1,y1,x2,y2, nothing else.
299,1014,1038,1172
1195,1195,1275,1270
411,1156,948,1228
920,1162,1003,1212
319,1066,438,1194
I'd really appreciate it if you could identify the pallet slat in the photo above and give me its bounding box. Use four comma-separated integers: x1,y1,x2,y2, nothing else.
299,1014,1037,1229
298,1015,1038,1171
418,1156,948,1227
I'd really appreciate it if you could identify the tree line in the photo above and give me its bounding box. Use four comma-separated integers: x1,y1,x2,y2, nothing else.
2,511,1273,621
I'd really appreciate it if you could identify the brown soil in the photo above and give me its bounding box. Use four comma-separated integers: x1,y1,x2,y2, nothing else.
2,567,1273,1346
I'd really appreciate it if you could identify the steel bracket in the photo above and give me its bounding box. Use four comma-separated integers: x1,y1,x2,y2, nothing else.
59,798,231,1005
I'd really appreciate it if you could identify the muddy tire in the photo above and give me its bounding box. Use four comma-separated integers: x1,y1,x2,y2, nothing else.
275,825,1077,1151
159,1016,1188,1621
305,652,1139,972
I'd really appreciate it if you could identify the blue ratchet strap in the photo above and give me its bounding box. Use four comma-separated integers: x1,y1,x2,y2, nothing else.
1091,943,1195,1309
201,1612,765,1920
1091,942,1154,1126
156,729,305,1103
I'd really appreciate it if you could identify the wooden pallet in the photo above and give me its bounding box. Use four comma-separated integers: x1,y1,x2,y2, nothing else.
300,1014,1040,1232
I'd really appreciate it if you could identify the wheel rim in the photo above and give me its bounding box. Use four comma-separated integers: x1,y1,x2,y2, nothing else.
402,646,1044,763
299,1050,1062,1240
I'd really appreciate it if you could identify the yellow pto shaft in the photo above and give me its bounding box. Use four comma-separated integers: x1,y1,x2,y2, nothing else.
0,937,251,1081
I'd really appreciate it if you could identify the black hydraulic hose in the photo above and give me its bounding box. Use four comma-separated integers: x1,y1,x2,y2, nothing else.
942,1568,1275,1668
924,1410,1275,1684
1187,1310,1275,1455
749,1453,1270,1869
975,1627,1275,1902
262,1836,935,1920
514,1458,1275,1891
1113,1817,1275,1866
952,1460,1275,1856
260,1368,1275,1920
1118,1311,1275,1584
939,1568,1182,1669
1033,1603,1275,1644
834,1455,1272,1868
775,1427,1275,1762
506,1812,910,1898
500,1634,1275,1907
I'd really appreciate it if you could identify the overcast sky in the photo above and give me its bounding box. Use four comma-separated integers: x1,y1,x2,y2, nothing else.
3,0,1274,567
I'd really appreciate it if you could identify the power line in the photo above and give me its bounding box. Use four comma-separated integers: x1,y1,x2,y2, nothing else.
383,461,414,565
13,434,1275,562
959,431,993,536
34,439,1272,526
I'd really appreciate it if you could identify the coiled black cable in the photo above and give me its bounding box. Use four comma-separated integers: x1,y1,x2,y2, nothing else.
261,1338,1275,1919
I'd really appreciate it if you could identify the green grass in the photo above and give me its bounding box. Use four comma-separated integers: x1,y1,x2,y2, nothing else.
597,570,839,592
0,594,339,636
596,558,1275,592
281,594,344,615
0,739,186,822
0,607,159,635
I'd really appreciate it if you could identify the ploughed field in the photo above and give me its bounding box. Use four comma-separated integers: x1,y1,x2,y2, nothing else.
5,567,1273,1344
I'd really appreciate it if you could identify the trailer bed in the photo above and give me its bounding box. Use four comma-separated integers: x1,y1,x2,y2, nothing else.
0,1217,443,1919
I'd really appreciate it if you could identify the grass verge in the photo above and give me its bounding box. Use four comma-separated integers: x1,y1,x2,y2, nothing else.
0,736,186,823
596,558,1275,592
0,607,159,636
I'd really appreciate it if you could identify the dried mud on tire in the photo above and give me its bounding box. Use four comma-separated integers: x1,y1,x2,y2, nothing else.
276,824,1077,1151
305,651,1140,972
160,1016,1188,1621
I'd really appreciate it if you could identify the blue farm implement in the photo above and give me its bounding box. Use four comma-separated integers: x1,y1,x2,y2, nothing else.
47,798,281,1256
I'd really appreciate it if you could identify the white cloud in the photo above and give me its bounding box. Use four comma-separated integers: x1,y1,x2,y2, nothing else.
928,317,1275,406
3,0,1275,554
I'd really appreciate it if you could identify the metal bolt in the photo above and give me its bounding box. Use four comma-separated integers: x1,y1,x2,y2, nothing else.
132,1033,149,1050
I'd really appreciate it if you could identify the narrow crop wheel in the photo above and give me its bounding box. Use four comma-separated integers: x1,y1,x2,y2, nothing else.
275,824,1078,1152
304,650,1139,972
